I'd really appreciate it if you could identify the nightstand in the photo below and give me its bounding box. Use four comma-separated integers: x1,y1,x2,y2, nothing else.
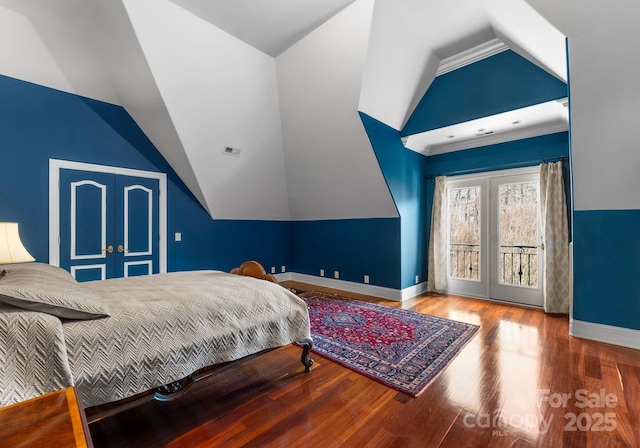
0,387,93,447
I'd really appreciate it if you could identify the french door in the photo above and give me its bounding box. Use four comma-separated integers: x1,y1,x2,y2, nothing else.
49,160,167,283
447,168,543,307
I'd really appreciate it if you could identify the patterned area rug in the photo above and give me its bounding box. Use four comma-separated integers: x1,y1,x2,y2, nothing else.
299,291,480,397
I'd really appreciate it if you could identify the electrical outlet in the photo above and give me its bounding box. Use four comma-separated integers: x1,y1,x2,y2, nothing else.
174,232,181,242
364,275,369,284
320,269,325,277
271,266,276,274
334,271,339,279
281,266,286,273
415,275,419,284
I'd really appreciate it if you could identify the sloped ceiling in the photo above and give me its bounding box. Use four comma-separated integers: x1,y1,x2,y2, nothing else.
169,0,357,57
0,0,566,221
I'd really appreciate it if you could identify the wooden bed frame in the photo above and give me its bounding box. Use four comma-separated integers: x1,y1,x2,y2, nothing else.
84,261,313,423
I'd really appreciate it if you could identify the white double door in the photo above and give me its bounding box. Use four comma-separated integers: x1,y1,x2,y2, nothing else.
446,168,543,307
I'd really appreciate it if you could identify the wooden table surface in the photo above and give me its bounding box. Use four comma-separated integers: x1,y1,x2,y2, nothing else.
0,387,92,447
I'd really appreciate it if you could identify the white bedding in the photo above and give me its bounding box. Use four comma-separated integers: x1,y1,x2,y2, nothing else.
0,269,311,408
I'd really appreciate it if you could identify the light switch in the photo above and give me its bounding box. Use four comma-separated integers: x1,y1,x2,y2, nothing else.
175,232,182,242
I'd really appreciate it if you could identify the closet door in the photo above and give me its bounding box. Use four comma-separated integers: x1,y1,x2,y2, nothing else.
59,170,115,281
115,175,160,278
59,169,160,281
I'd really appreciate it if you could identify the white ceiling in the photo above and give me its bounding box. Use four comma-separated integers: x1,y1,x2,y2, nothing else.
170,0,357,57
0,0,569,220
403,98,569,155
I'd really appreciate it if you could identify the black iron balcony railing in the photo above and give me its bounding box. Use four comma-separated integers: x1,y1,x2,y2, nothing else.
499,245,538,287
449,243,479,280
449,243,539,286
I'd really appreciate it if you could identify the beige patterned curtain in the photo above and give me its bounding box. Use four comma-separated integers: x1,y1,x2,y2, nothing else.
539,162,570,313
427,176,447,293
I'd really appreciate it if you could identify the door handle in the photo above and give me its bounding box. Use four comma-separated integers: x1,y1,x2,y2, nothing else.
104,245,114,254
117,245,124,253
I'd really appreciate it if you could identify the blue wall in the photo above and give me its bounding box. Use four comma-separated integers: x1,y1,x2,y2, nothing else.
425,132,570,177
290,218,401,289
573,210,640,330
402,50,568,136
0,74,291,274
360,112,428,289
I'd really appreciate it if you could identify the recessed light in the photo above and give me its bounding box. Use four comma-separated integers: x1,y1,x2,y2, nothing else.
447,135,455,139
512,120,521,125
478,128,485,132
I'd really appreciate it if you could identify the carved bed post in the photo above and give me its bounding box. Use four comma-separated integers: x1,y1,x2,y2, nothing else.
231,261,314,373
230,260,278,283
300,338,314,373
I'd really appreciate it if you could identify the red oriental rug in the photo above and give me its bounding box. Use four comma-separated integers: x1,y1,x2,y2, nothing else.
299,291,480,397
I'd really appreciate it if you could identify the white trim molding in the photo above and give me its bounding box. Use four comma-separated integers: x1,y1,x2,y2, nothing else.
425,121,568,156
436,38,509,77
275,272,429,302
124,260,153,278
70,180,107,260
124,185,153,257
49,159,167,274
71,264,106,281
570,319,640,351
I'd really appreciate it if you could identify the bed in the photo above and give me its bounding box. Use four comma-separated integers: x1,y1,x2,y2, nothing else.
0,261,312,411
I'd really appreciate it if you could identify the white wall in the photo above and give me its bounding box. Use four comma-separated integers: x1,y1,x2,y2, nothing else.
358,0,440,131
567,0,640,210
276,0,398,220
94,0,210,215
0,1,118,104
488,0,567,82
526,0,640,210
124,0,291,220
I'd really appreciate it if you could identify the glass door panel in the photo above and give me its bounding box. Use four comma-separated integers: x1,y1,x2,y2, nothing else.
447,178,488,299
449,186,480,280
498,181,539,287
490,173,543,307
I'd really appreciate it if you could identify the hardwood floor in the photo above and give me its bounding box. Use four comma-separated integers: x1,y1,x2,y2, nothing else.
89,282,640,447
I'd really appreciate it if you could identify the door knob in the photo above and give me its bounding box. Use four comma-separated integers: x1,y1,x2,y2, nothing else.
117,245,124,253
105,245,114,254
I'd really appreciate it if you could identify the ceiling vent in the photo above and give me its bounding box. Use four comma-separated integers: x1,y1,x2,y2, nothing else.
223,146,242,157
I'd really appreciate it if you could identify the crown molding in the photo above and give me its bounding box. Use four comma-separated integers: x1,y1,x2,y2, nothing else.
436,38,509,76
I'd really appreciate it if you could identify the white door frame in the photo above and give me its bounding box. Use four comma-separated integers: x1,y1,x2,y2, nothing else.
49,159,167,274
489,170,543,307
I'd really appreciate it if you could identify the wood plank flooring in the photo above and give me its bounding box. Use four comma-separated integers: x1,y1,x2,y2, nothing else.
89,282,640,447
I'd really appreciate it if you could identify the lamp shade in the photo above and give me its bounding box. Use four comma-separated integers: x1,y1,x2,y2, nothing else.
0,223,35,264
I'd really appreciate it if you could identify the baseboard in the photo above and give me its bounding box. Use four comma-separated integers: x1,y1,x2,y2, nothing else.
275,272,428,302
570,319,640,350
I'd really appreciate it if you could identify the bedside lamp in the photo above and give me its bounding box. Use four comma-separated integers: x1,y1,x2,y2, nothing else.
0,222,35,264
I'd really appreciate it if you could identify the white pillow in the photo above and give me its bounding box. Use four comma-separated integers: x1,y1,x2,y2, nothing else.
0,268,111,320
0,262,75,281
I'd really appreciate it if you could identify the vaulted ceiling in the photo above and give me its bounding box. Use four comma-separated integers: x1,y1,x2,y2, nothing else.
0,0,567,220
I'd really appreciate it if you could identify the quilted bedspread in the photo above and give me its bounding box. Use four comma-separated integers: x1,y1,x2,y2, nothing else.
0,304,73,407
0,271,310,408
67,271,310,407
